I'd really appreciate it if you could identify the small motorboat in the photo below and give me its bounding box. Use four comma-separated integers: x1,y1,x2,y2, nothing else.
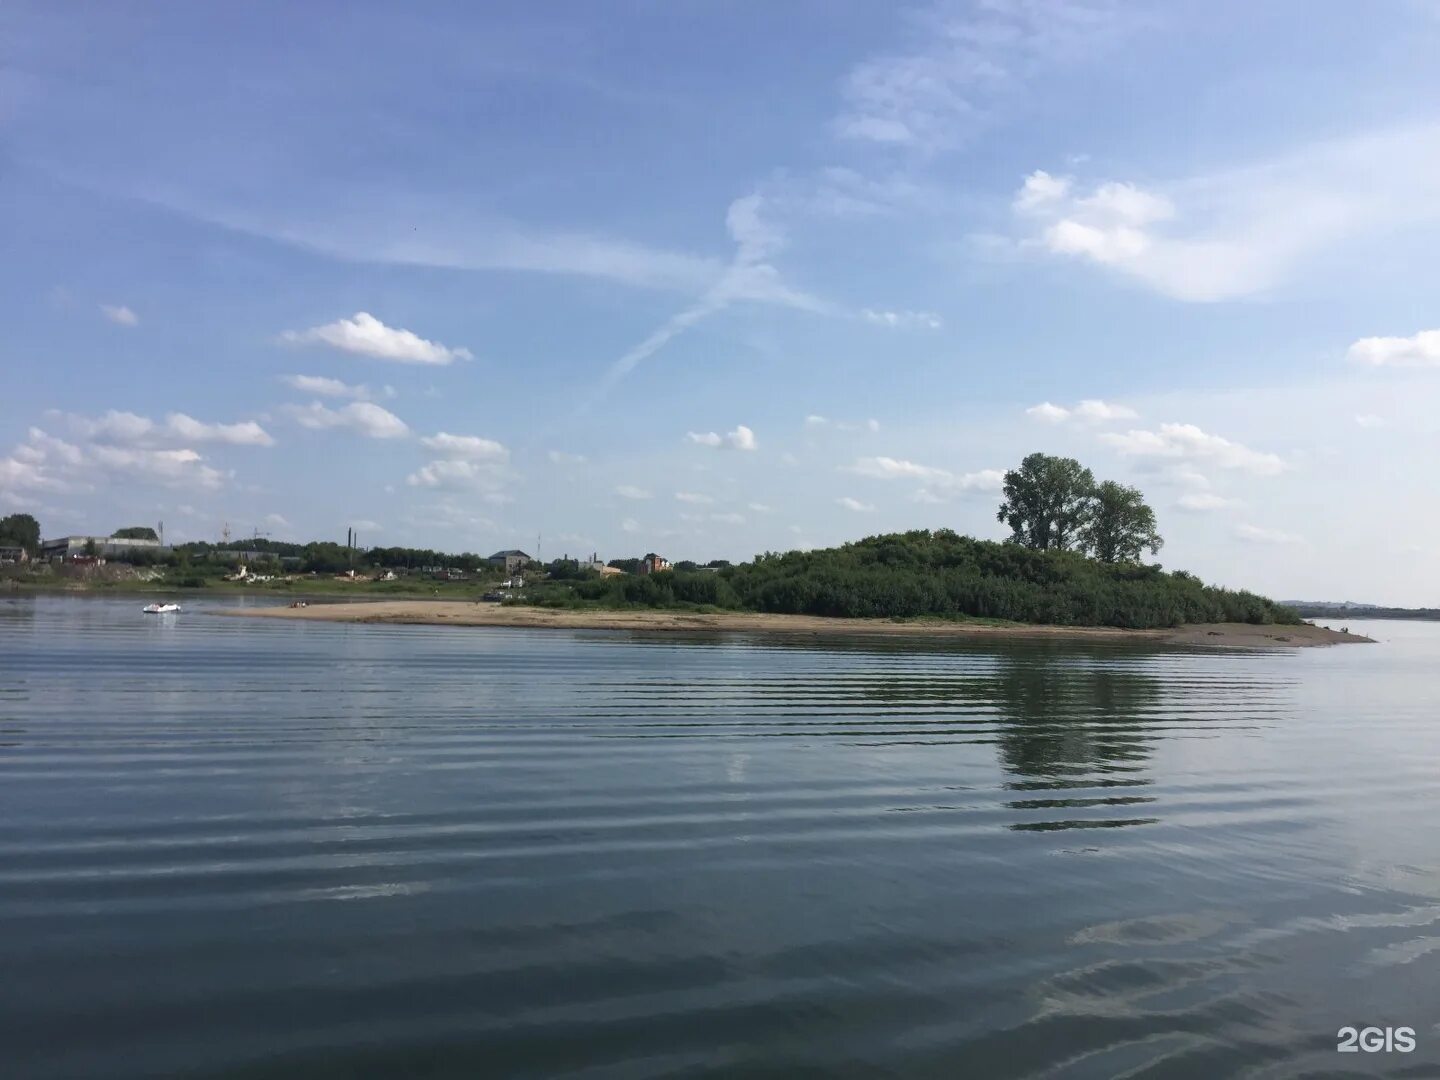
142,602,182,615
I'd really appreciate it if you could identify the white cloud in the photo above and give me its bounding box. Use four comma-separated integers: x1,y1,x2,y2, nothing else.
67,410,154,442
747,502,773,512
100,304,138,327
6,428,226,493
1026,402,1071,423
280,312,472,365
165,413,275,447
850,456,949,481
405,458,509,492
837,496,876,512
1354,414,1386,428
1099,423,1287,475
548,450,587,465
615,485,652,500
1073,399,1138,422
805,415,880,433
1347,329,1440,367
726,425,757,451
420,432,508,462
710,512,746,525
621,517,641,533
1009,124,1440,301
264,513,291,530
848,457,1004,493
1234,523,1303,545
1013,170,1072,213
862,308,942,330
1176,492,1234,512
287,401,409,439
61,409,273,447
675,492,714,504
280,374,374,400
1027,399,1138,424
686,424,757,451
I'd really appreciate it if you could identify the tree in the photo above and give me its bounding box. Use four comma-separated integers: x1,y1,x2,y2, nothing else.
996,453,1097,551
0,513,41,554
112,526,159,541
1081,481,1163,564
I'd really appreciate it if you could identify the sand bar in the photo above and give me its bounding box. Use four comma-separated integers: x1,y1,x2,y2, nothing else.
216,601,1371,647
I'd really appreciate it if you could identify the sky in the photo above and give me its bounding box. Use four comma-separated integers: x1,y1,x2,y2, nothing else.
3,1,1440,604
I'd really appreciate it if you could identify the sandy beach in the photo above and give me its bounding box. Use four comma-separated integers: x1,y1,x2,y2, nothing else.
217,601,1371,647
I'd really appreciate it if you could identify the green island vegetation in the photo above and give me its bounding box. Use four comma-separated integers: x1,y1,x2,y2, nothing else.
524,453,1298,630
1,454,1302,629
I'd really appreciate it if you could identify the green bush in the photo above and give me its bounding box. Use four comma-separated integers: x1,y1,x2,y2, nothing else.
517,529,1299,629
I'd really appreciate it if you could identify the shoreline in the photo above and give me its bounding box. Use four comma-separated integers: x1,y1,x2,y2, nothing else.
214,600,1372,648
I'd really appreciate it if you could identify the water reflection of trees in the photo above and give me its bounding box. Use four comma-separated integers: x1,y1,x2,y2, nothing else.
836,641,1165,831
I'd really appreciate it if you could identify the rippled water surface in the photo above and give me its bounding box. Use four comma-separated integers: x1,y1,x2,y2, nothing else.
2,596,1438,1078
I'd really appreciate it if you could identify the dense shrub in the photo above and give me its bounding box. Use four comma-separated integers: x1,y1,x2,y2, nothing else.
521,530,1299,629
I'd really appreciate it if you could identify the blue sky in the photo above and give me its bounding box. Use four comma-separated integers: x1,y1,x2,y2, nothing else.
4,1,1440,603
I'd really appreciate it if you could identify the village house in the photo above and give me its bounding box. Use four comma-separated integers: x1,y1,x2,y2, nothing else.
487,549,533,576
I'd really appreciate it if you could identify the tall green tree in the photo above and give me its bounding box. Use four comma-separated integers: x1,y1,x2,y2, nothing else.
0,513,41,553
112,526,159,541
1080,481,1163,563
996,453,1097,551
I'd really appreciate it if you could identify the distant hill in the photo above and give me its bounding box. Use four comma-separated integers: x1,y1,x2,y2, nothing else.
1284,601,1440,621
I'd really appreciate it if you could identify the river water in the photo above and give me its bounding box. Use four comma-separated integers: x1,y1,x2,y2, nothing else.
1,595,1437,1078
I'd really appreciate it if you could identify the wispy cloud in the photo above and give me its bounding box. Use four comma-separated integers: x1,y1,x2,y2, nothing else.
833,0,1130,153
419,432,508,462
1234,523,1304,545
674,492,714,504
806,415,881,433
598,196,828,391
405,458,508,493
837,496,876,512
100,303,138,327
615,485,652,500
1099,423,1287,475
280,374,384,400
286,401,409,439
2,427,226,494
862,308,942,330
61,409,274,447
280,312,472,365
685,424,757,451
1026,398,1137,423
848,456,1004,493
1176,492,1235,512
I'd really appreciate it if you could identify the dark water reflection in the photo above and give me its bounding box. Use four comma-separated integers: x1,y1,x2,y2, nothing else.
1,597,1438,1078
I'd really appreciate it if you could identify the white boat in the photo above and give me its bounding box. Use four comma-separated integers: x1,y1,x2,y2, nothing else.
142,602,182,615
